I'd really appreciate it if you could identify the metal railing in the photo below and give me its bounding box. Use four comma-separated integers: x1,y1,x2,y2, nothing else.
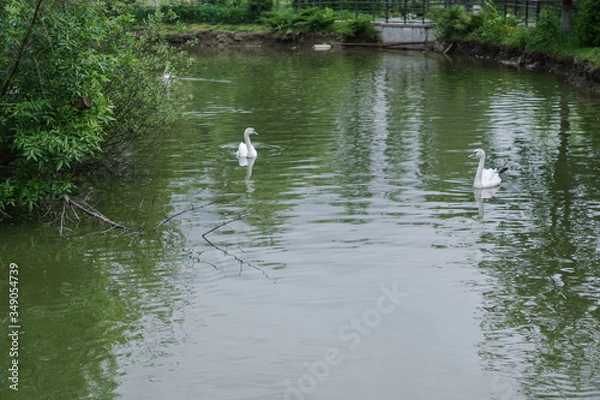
292,0,572,25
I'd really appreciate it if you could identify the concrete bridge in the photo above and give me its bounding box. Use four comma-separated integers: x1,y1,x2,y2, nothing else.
373,19,437,49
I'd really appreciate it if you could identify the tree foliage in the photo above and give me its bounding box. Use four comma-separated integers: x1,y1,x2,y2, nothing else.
431,2,599,53
575,0,600,47
260,7,337,35
0,0,186,213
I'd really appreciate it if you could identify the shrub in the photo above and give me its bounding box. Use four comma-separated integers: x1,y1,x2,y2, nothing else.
130,4,257,25
336,15,377,42
469,3,517,43
261,7,336,34
527,7,561,51
575,0,600,47
260,8,299,34
503,25,531,51
248,0,274,17
432,5,472,39
0,1,187,213
299,7,337,32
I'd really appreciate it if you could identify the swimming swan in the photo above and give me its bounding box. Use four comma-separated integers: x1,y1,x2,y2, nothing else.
468,149,508,188
236,128,258,158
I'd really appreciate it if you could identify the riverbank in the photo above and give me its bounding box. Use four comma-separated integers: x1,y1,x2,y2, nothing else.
168,27,600,92
167,27,341,48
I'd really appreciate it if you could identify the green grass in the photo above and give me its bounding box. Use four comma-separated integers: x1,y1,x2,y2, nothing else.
573,47,600,65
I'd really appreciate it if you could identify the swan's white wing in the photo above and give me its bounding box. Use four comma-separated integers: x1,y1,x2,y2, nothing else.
482,168,502,187
236,142,247,158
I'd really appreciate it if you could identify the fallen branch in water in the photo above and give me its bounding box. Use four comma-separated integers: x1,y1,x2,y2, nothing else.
201,208,275,281
201,209,257,244
153,201,216,232
67,197,126,230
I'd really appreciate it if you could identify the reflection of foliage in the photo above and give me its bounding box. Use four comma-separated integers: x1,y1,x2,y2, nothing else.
476,110,600,396
0,225,185,399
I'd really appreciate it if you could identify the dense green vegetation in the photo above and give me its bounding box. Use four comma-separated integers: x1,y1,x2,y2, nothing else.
0,0,187,215
431,0,600,64
260,7,376,41
134,2,376,41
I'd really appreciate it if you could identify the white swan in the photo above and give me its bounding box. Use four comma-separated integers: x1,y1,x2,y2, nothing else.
236,127,258,158
468,149,507,188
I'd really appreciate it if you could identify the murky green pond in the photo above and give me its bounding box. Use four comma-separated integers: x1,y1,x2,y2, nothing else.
1,46,600,400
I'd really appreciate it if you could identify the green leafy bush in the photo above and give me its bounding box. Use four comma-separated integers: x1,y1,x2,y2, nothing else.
261,7,336,34
503,25,531,51
432,5,472,39
0,1,186,213
336,15,377,42
433,2,516,43
260,8,298,34
527,7,561,51
469,4,516,43
247,0,274,17
130,4,257,25
575,0,600,47
299,7,337,32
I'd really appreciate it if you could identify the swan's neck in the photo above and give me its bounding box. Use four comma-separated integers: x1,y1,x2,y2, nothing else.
244,132,253,148
474,156,485,187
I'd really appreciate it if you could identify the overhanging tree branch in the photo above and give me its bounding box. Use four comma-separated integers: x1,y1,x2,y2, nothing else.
0,0,45,98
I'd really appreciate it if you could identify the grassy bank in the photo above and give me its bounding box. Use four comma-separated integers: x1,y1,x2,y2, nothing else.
431,1,600,66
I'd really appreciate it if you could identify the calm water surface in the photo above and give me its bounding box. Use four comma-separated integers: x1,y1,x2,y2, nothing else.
1,47,600,400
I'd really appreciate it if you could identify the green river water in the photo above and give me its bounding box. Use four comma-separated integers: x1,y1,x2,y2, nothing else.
1,46,600,400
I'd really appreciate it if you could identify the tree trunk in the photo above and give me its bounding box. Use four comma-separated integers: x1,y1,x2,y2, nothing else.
561,0,573,32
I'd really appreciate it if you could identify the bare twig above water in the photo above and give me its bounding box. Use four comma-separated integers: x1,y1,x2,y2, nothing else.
0,208,12,221
153,201,216,232
68,197,127,230
201,207,276,282
201,208,260,243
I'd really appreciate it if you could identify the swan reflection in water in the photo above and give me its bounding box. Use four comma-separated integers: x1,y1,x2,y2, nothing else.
238,156,256,193
474,186,500,221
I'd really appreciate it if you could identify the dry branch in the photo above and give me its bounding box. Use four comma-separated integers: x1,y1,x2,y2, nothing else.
68,197,126,230
200,207,275,281
201,210,253,242
153,201,215,232
0,209,12,220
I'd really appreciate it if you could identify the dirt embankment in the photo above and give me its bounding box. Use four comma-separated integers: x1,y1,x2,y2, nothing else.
168,30,341,48
169,30,600,92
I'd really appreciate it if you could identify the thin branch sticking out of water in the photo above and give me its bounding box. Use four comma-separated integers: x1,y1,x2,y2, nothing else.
68,197,126,230
201,212,252,244
201,208,276,282
153,201,216,232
